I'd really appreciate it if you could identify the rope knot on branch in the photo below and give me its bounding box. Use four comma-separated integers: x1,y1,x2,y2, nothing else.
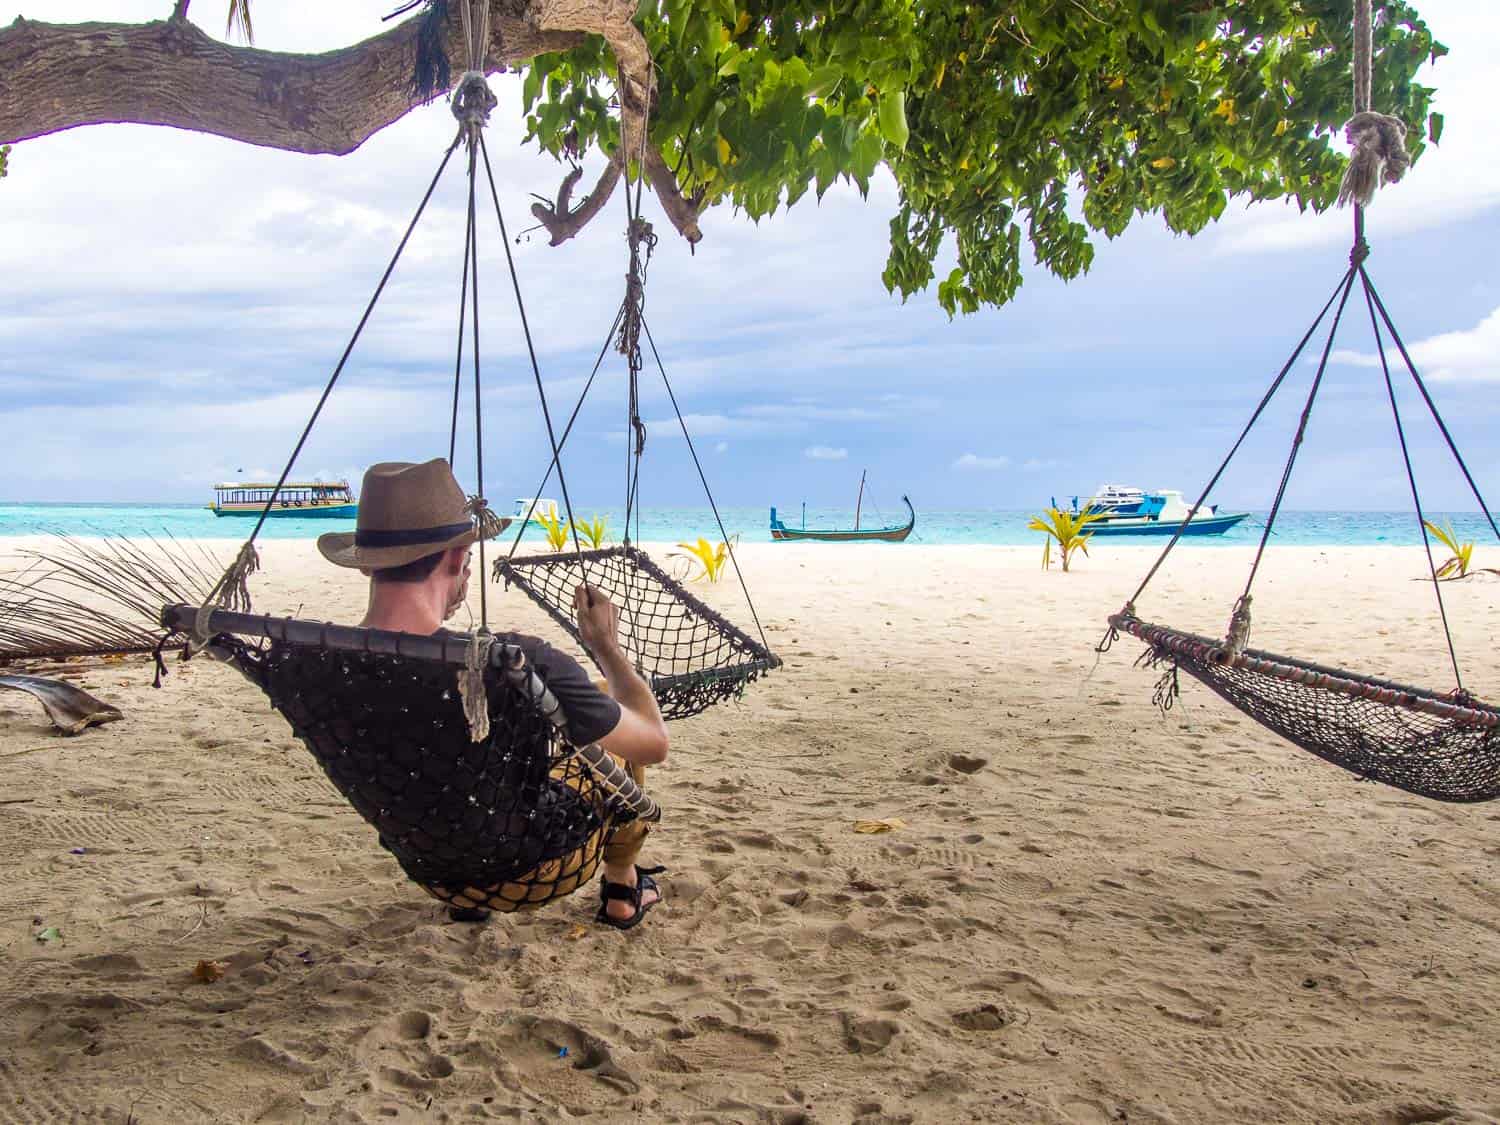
1338,111,1409,209
451,70,497,129
466,495,506,540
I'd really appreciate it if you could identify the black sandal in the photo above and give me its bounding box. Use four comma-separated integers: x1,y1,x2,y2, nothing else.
594,865,666,931
447,905,491,924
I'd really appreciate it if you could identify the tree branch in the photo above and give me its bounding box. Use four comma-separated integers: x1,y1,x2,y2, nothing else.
0,13,583,156
0,3,697,245
530,158,622,245
644,146,704,244
526,0,702,244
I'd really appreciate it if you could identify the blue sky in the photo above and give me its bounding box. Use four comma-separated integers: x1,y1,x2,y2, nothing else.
1,0,1497,513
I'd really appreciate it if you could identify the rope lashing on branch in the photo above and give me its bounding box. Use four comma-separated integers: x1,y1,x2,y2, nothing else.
452,71,498,130
1338,0,1411,208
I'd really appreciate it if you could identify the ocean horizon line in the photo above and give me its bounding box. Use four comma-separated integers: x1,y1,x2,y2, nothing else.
0,501,1495,549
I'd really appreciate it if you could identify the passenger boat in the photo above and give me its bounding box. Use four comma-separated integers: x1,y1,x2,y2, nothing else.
1058,486,1248,537
209,480,357,518
771,471,915,542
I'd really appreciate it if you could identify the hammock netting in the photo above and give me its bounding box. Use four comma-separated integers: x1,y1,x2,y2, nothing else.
192,611,660,913
1117,616,1500,803
496,545,780,721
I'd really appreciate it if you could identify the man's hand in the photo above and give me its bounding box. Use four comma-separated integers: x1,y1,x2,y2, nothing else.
573,584,620,655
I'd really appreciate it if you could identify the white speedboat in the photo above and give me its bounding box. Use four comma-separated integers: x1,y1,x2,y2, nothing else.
512,497,561,525
1057,486,1249,538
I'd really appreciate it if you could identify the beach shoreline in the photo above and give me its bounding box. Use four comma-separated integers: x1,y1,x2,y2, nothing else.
2,541,1498,1120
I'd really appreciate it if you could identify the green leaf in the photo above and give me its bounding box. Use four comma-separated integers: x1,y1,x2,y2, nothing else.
877,90,909,150
808,65,843,99
36,926,61,943
1428,112,1444,144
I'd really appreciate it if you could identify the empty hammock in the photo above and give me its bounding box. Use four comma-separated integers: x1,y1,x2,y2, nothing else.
1101,0,1500,804
493,210,779,719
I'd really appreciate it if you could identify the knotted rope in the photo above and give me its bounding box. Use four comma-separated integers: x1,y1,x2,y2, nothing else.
458,626,495,741
191,541,260,652
1338,0,1410,208
466,494,506,540
1224,594,1253,657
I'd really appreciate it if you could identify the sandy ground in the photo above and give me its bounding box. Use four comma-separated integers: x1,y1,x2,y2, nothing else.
1,538,1499,1123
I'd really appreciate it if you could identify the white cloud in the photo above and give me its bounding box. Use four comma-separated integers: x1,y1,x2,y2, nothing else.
804,445,849,461
714,441,729,454
1022,458,1060,471
1329,305,1500,382
953,453,1011,471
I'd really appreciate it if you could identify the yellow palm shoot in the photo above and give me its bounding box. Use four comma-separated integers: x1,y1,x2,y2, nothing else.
1028,506,1105,572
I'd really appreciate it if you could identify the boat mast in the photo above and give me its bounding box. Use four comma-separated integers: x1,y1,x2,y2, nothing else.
854,469,866,531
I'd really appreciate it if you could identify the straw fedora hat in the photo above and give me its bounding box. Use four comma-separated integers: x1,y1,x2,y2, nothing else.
317,459,509,571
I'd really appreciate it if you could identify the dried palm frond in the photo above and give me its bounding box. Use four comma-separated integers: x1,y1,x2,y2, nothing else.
0,535,223,663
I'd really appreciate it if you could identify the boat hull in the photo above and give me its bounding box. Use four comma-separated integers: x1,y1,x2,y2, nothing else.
771,524,913,542
1086,512,1249,537
210,503,358,518
771,497,915,542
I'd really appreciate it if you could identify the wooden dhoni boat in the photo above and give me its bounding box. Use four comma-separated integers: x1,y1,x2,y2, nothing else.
770,472,915,542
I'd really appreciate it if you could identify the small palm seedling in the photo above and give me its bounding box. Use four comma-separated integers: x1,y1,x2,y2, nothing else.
672,537,730,583
1424,519,1475,580
1028,506,1105,572
573,515,609,549
535,508,570,552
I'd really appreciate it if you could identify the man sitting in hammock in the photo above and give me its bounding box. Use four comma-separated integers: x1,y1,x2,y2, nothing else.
311,459,670,929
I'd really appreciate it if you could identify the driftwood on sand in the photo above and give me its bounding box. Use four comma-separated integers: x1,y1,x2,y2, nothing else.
0,673,123,735
0,535,222,734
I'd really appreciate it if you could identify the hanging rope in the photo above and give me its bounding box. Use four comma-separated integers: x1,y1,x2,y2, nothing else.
475,131,595,591
1338,0,1410,209
1102,268,1353,641
642,317,776,660
190,132,465,651
1360,275,1465,690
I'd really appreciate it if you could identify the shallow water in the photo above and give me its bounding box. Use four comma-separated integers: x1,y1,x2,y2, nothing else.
1,502,1495,547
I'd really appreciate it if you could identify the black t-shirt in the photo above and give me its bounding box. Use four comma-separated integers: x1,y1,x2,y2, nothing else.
258,631,622,888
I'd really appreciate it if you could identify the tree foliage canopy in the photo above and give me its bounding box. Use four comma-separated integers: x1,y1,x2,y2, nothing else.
523,0,1442,313
2,1,1443,314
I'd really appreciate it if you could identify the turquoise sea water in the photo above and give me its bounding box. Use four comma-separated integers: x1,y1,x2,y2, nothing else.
1,503,1495,547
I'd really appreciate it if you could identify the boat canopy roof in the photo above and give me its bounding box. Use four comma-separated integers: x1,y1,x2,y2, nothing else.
214,480,351,490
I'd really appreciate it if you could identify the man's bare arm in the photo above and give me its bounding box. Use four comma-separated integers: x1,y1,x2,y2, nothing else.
574,585,669,765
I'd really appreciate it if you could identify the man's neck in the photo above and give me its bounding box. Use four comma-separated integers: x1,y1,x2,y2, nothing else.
362,582,446,635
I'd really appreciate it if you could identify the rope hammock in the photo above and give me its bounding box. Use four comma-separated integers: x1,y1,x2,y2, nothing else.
1101,0,1500,804
494,201,778,718
162,603,659,912
152,1,772,910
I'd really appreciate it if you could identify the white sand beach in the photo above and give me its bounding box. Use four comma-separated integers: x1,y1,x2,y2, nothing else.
2,540,1498,1122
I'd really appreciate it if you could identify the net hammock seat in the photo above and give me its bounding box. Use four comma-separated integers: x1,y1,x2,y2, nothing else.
1111,612,1500,803
1101,0,1500,804
496,545,780,721
162,604,660,913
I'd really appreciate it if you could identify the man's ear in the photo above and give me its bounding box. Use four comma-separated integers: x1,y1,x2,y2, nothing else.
445,547,469,574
